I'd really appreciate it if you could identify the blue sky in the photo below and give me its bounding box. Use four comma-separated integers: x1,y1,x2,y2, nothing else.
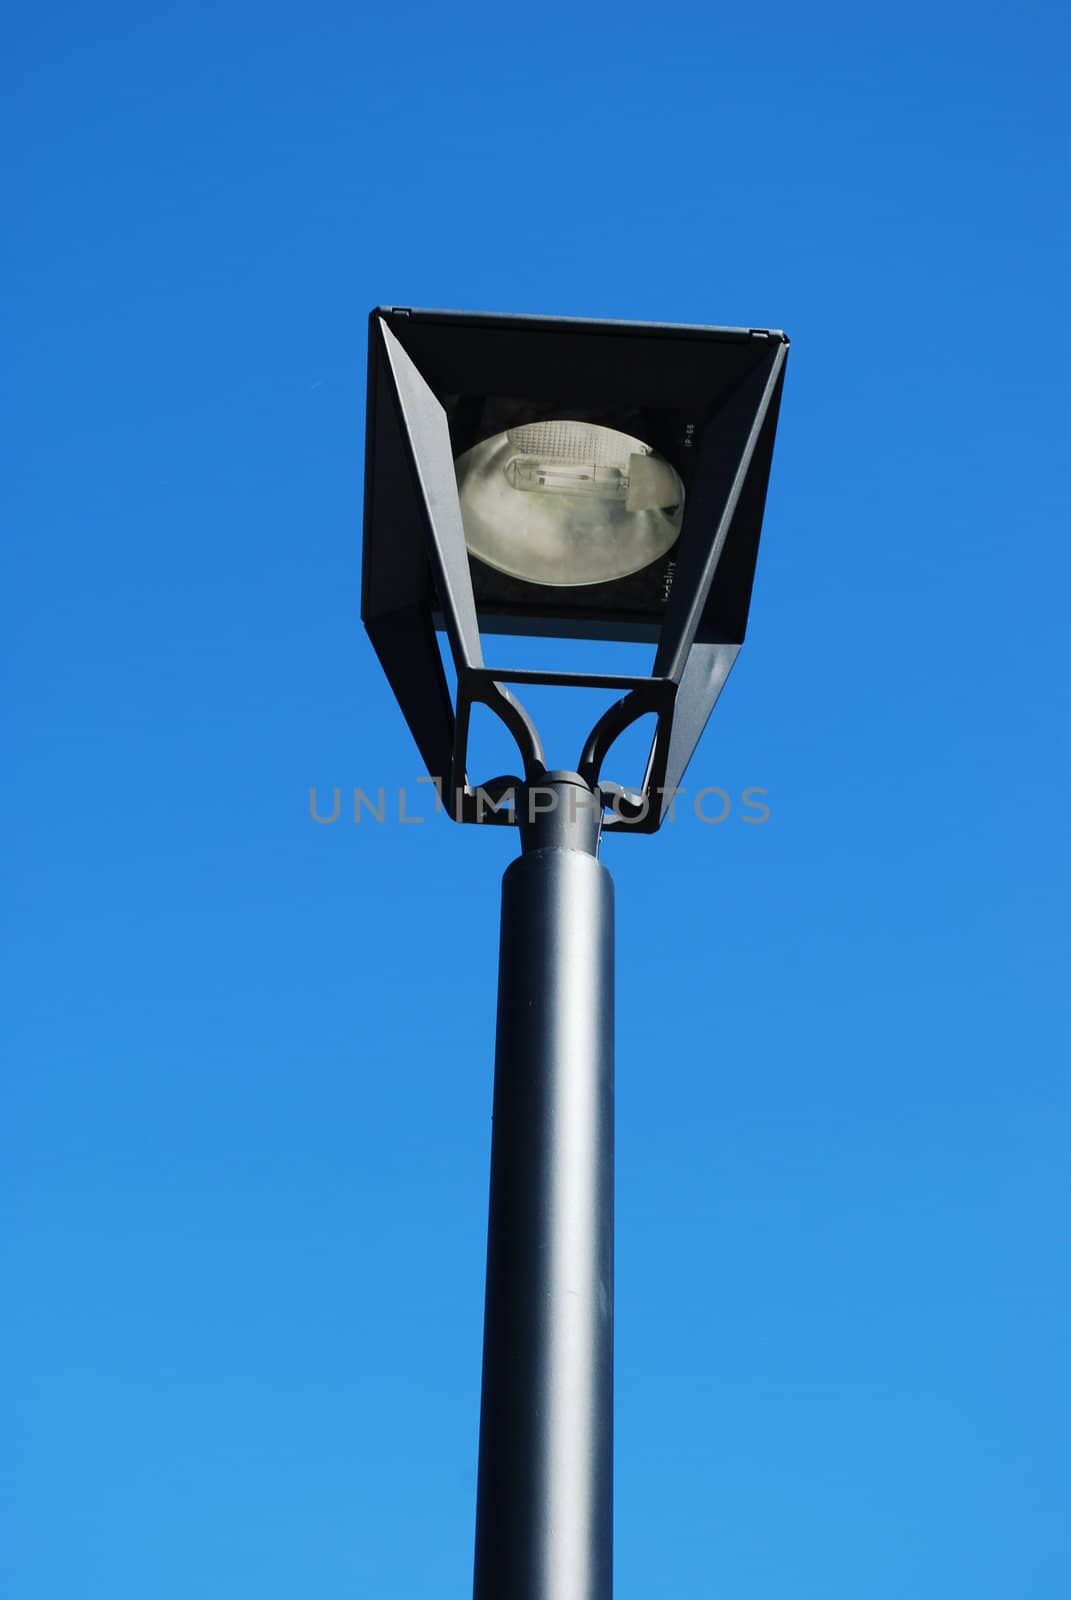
4,3,1070,1596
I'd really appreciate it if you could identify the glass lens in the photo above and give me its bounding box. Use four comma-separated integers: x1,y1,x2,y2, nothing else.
455,420,684,587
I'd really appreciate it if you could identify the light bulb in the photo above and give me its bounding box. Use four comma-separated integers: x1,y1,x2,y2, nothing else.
455,420,684,588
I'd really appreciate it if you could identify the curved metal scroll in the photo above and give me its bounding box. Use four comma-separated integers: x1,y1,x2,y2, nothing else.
576,684,671,828
451,678,547,822
454,672,678,831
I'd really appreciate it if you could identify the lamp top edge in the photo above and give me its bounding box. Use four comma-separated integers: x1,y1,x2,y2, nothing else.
370,306,789,345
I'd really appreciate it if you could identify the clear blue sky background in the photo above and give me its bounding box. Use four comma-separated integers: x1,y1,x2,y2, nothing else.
4,3,1070,1596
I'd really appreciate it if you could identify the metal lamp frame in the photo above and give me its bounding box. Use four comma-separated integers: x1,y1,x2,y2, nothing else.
363,308,788,832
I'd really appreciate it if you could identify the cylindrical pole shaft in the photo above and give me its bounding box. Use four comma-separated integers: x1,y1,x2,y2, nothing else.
473,776,614,1600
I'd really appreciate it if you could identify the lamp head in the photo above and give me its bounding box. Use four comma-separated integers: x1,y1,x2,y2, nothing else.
361,306,789,830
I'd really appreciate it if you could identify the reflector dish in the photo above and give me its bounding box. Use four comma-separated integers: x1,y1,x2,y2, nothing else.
455,420,684,588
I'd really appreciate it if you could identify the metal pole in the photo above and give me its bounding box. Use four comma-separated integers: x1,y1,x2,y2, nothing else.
473,772,614,1600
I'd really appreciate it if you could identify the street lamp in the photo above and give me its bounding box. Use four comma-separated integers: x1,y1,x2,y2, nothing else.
362,307,789,1600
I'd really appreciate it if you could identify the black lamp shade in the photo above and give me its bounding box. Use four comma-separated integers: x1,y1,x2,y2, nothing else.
361,306,789,830
364,307,786,643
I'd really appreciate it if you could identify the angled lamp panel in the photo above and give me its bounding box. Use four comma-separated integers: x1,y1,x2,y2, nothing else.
377,322,483,677
363,318,457,788
654,342,788,678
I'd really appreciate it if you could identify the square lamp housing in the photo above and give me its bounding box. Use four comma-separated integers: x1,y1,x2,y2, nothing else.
362,307,788,832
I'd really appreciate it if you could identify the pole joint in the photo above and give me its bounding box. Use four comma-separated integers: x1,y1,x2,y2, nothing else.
518,770,603,856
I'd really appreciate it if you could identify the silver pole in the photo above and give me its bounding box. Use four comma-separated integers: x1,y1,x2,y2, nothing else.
473,773,614,1600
